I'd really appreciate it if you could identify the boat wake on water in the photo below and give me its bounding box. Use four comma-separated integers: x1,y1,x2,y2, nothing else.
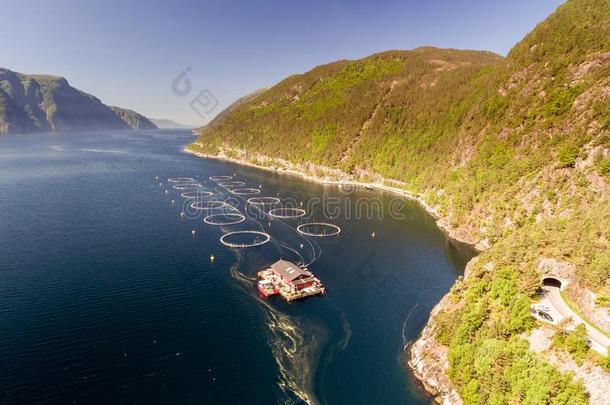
264,308,328,405
227,258,327,405
400,286,446,351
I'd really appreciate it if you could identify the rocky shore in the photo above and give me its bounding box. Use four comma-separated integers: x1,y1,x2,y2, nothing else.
408,292,463,405
407,258,477,404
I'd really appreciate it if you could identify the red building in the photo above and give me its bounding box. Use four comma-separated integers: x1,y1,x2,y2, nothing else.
269,260,317,291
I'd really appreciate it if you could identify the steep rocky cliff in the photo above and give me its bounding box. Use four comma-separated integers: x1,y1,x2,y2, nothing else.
0,68,157,134
110,106,157,130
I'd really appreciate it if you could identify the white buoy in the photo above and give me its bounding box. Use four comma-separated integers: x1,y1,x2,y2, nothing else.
259,184,262,188
300,201,303,206
210,254,215,262
165,190,168,194
159,183,162,186
371,232,376,238
300,243,303,249
155,176,159,180
192,230,196,235
180,212,184,218
171,200,175,204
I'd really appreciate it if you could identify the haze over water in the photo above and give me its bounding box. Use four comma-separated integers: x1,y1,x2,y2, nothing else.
0,130,473,404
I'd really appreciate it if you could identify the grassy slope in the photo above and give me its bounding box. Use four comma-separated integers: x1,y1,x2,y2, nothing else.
192,0,610,402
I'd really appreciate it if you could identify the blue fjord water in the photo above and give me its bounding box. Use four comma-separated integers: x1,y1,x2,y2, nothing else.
0,130,474,404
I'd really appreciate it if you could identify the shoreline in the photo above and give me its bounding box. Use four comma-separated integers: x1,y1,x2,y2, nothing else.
185,144,480,404
184,146,480,249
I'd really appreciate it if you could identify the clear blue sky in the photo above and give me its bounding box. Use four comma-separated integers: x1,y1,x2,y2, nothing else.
2,0,565,126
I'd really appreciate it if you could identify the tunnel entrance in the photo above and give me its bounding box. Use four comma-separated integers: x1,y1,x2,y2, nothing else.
542,277,562,288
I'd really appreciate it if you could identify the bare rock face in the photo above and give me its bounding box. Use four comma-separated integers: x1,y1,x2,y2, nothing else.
524,326,555,353
538,257,576,283
409,292,463,405
408,259,480,405
570,51,610,82
474,238,490,252
586,172,607,194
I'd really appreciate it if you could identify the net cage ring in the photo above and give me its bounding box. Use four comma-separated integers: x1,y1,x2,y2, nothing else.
218,181,246,188
246,197,281,206
168,177,195,183
268,208,307,219
204,213,246,226
230,188,261,195
180,190,214,199
190,200,230,210
209,175,234,182
220,230,271,248
172,183,203,190
296,222,341,237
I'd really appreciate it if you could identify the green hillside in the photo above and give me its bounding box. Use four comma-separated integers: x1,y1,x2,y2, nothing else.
191,0,610,402
0,69,157,134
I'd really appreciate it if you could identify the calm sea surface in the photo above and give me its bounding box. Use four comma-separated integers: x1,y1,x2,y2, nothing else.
0,130,474,404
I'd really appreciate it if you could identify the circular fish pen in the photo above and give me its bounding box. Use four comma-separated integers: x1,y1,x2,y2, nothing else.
168,177,195,183
218,181,246,188
220,230,271,248
172,183,202,190
204,213,246,226
268,208,306,219
190,200,229,210
180,190,214,199
297,222,341,237
209,175,233,182
230,188,261,195
246,197,281,207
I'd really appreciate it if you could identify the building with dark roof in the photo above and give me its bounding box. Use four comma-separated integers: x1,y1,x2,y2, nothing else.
269,260,316,291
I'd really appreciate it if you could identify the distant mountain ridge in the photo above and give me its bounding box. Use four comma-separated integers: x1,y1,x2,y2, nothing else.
150,118,194,129
0,68,157,134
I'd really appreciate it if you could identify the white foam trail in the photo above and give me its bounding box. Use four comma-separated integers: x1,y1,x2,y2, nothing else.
401,287,444,350
265,308,326,405
228,260,325,404
79,148,127,154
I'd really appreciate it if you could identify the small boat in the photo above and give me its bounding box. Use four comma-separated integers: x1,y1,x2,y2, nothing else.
364,185,374,190
257,279,279,297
